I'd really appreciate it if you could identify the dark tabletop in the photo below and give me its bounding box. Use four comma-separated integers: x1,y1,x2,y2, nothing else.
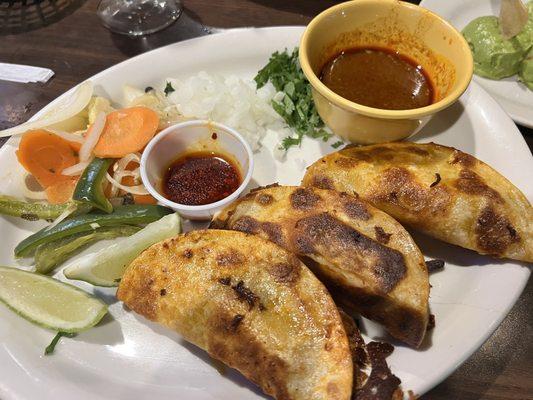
0,1,531,399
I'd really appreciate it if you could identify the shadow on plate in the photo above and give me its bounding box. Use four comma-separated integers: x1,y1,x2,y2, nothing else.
413,101,466,142
73,312,124,346
356,312,435,351
94,288,121,305
411,98,479,162
129,310,269,399
180,340,270,399
409,230,523,267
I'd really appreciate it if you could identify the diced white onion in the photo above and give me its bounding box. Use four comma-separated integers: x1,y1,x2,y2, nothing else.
62,159,92,176
165,72,286,152
105,172,149,196
46,129,85,143
89,223,100,229
45,202,78,231
79,111,106,162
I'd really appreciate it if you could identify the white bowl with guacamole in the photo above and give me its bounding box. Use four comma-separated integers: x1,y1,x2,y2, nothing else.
421,0,533,128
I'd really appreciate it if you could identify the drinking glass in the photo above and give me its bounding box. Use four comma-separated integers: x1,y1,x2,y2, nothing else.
97,0,182,36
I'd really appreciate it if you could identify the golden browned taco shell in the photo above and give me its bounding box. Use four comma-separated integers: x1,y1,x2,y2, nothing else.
302,142,533,262
117,229,353,400
211,186,429,347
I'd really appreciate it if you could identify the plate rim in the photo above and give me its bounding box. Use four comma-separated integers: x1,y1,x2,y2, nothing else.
0,25,531,400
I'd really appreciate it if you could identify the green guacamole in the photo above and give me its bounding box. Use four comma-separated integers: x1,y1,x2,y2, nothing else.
462,16,526,79
516,1,533,51
519,48,533,89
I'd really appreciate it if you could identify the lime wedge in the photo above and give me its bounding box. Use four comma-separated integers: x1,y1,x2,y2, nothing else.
0,266,107,332
64,213,181,287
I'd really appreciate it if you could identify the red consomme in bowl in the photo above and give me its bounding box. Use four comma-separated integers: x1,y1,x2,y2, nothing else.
320,47,435,110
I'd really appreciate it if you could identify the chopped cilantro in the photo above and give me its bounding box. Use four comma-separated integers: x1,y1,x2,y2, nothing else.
255,48,331,150
164,82,175,96
331,140,344,149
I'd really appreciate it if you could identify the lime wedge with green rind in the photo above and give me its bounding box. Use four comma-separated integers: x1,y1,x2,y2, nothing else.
0,266,107,332
64,213,181,287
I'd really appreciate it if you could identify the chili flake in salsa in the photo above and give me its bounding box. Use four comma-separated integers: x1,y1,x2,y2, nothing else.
162,151,241,206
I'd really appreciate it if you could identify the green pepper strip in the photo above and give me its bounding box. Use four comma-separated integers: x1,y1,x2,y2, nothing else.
35,225,141,274
73,158,114,213
0,195,91,221
15,204,172,258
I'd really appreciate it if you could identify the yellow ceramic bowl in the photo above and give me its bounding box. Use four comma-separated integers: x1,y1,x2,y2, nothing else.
299,0,473,144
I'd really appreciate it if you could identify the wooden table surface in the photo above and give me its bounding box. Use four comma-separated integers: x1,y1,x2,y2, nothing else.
0,1,531,399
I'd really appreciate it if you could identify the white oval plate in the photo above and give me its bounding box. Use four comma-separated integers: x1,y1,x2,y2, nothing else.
420,0,533,128
0,27,531,400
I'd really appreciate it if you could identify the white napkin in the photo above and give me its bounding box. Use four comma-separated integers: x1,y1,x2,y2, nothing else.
0,62,54,83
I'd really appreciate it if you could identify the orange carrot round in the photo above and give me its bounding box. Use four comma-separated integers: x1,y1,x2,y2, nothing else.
16,130,79,188
45,179,78,204
93,107,159,158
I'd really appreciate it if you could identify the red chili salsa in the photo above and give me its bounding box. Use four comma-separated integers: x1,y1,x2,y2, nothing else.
320,47,435,110
162,151,241,205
